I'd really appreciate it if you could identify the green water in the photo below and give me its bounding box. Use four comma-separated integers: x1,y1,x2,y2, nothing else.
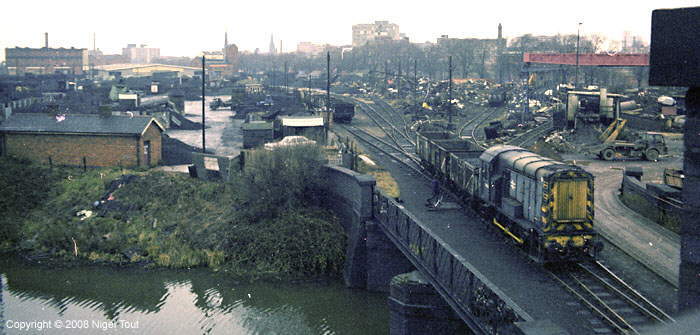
0,256,388,334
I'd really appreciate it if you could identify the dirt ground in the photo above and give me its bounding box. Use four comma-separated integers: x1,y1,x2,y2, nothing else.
165,96,243,158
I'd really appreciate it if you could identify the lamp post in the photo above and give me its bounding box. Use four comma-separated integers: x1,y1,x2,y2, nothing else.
575,22,583,88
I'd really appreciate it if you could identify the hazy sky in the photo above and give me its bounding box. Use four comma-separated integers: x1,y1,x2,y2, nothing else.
1,0,696,60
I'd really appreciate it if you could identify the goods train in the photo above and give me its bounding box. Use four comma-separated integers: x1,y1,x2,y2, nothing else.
417,131,600,263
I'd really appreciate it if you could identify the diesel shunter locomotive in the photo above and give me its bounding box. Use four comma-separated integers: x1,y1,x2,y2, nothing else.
417,131,600,264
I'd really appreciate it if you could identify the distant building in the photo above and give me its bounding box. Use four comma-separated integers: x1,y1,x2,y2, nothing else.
195,33,240,78
5,47,88,76
269,34,277,55
0,113,164,168
122,44,160,64
94,63,199,79
89,49,129,67
296,42,328,55
352,21,401,47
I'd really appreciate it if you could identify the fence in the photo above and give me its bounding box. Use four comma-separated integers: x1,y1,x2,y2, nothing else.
373,191,533,334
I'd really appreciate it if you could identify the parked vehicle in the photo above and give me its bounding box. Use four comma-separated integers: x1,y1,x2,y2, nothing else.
594,132,668,161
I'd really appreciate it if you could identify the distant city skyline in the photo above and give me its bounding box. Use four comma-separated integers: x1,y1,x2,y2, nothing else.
1,0,696,61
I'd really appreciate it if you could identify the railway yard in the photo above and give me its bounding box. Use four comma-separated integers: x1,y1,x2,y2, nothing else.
2,6,698,333
326,82,685,334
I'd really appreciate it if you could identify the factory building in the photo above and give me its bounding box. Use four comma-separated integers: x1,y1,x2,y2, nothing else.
122,44,161,64
5,48,88,76
193,32,240,79
5,33,88,76
352,21,402,46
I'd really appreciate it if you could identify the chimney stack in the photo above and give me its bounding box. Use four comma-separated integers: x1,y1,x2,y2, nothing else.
44,32,48,48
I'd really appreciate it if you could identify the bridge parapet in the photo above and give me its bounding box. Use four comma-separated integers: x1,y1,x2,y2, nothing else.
374,191,535,334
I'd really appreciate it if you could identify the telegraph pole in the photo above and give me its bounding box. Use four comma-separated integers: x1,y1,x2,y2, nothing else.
448,55,453,128
384,60,388,95
284,61,288,94
201,55,206,153
326,51,331,111
575,22,582,88
414,59,418,119
397,58,401,98
326,51,331,140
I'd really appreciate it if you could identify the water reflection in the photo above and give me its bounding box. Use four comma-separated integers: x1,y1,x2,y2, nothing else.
0,256,387,334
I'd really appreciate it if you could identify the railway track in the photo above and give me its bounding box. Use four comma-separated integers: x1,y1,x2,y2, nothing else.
370,98,415,144
506,120,554,148
341,125,427,179
549,261,674,334
337,94,415,154
457,107,501,149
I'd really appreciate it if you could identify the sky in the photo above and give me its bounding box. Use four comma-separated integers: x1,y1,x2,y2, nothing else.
1,0,697,61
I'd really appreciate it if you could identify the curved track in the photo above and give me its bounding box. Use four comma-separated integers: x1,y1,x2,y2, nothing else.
457,107,501,149
506,120,554,148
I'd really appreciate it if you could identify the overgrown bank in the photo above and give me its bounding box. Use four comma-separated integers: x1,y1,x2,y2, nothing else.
0,145,345,279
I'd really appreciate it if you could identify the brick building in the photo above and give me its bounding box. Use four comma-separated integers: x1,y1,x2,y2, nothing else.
0,113,163,168
5,47,88,75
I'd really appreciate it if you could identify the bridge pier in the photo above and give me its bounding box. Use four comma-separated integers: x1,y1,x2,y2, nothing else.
366,222,414,292
389,271,466,335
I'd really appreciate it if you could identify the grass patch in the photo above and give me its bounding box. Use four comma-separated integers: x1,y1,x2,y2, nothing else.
356,159,400,198
1,147,346,279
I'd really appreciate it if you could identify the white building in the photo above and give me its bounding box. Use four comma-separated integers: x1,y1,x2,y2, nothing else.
352,21,401,47
122,44,160,64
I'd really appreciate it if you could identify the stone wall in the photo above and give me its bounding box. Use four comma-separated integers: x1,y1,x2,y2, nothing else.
620,174,683,233
321,165,376,288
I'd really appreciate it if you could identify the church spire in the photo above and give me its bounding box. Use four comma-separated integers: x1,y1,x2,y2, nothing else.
269,34,277,54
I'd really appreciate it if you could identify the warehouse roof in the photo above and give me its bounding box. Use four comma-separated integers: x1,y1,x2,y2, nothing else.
0,113,164,136
279,115,324,127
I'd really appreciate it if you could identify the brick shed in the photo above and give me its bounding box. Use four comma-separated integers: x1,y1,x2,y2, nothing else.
0,113,164,168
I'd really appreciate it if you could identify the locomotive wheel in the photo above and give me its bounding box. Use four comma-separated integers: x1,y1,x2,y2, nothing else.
644,148,659,161
601,148,615,161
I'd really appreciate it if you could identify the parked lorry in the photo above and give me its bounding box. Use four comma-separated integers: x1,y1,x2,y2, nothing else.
589,119,668,161
593,132,668,161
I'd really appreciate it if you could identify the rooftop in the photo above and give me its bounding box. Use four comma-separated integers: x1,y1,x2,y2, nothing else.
95,63,199,71
0,113,164,136
279,115,324,127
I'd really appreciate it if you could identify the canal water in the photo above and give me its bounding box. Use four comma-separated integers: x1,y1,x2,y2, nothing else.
0,256,388,334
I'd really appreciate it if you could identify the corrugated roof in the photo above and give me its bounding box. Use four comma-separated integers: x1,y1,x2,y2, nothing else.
280,116,324,127
0,113,163,136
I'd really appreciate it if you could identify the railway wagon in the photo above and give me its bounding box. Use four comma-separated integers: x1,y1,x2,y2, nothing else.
416,131,478,177
416,131,599,263
332,102,356,123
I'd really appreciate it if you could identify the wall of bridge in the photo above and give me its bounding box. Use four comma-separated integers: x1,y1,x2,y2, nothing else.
322,165,415,290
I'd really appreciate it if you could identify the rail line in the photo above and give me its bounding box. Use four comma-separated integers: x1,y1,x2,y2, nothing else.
335,94,415,153
457,107,501,149
549,261,674,334
506,120,554,148
341,125,427,179
370,97,415,145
